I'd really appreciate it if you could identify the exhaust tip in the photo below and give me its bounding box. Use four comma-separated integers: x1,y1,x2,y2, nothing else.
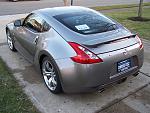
133,72,139,77
98,88,105,93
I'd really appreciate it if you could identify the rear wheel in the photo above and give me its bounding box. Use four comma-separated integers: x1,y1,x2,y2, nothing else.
6,30,17,52
41,57,62,94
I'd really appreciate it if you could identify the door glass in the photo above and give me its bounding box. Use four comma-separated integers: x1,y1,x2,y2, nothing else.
23,14,50,33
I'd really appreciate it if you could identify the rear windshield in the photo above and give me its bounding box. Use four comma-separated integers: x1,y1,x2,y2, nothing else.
53,11,118,35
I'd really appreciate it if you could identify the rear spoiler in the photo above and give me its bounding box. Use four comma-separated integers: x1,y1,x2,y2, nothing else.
83,34,136,48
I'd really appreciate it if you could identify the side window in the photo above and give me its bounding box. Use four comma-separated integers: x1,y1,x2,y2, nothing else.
42,21,51,32
23,13,50,33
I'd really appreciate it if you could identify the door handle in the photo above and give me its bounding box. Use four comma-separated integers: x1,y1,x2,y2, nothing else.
34,36,39,45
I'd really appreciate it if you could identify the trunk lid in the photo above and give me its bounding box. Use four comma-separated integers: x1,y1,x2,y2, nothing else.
80,29,138,54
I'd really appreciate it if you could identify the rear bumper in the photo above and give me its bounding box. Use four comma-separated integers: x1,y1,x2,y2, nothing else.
55,43,144,93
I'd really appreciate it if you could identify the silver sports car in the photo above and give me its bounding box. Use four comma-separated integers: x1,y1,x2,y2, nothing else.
6,6,144,94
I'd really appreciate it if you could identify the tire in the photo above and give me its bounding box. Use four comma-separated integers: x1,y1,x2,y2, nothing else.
6,30,17,52
41,56,62,94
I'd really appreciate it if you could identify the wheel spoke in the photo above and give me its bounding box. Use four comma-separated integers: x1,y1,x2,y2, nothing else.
44,76,49,85
45,62,53,71
52,77,56,85
43,71,54,76
48,77,53,86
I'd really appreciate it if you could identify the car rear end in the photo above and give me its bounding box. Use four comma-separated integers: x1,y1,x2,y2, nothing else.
51,7,144,93
83,35,143,89
55,35,143,93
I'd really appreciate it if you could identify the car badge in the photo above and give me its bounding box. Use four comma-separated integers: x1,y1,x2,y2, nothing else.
123,49,128,55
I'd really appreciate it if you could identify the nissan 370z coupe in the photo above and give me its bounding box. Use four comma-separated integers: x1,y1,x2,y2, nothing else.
6,6,144,94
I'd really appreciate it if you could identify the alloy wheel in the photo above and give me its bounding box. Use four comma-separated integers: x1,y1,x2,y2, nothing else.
7,31,14,50
42,60,57,91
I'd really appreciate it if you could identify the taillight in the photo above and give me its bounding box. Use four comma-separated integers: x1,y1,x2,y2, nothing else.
135,35,143,49
68,42,103,64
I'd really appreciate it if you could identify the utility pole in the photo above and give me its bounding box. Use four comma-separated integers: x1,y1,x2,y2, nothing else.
138,0,143,18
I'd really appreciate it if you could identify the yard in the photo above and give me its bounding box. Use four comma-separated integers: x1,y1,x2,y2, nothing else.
104,6,150,40
0,59,39,113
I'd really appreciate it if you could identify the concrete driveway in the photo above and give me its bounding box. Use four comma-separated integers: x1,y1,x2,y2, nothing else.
0,14,150,113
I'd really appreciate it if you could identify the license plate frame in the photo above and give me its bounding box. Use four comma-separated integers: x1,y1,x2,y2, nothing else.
117,58,131,73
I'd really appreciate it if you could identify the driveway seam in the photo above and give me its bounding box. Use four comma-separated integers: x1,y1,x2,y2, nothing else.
95,71,150,112
139,71,150,77
94,82,150,113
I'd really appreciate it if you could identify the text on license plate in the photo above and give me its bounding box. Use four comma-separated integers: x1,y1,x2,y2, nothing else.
117,59,131,72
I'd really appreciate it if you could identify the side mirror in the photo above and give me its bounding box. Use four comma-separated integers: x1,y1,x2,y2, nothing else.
14,20,22,27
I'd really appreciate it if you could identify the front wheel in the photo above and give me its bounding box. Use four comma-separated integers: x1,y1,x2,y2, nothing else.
41,57,62,94
6,30,17,52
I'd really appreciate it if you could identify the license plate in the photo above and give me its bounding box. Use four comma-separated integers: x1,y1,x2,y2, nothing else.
117,59,131,72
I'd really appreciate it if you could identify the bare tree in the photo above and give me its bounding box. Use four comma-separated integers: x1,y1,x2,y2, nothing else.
138,0,143,18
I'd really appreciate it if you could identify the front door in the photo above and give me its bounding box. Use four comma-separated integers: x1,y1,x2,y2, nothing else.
14,13,49,63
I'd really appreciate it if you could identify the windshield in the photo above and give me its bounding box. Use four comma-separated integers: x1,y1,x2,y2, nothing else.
53,11,118,35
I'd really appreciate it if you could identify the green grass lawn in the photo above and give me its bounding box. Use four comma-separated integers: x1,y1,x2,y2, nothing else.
92,2,150,11
103,7,150,40
0,58,39,113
